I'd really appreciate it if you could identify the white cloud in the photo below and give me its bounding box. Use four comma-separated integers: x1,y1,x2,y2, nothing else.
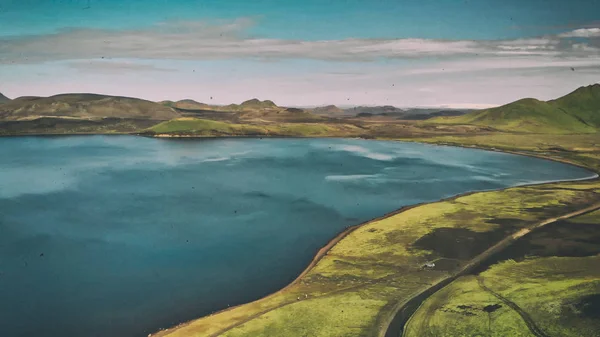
404,56,600,75
1,19,599,108
0,20,598,64
559,28,600,38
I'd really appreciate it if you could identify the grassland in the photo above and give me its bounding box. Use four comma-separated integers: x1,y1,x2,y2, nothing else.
405,210,600,337
0,117,162,136
151,131,600,337
145,117,364,137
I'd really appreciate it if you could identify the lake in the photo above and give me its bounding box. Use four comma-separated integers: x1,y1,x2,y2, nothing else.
0,136,595,337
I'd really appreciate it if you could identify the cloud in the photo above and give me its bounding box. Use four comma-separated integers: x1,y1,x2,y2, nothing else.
0,19,599,64
404,56,600,75
559,28,600,38
68,60,174,73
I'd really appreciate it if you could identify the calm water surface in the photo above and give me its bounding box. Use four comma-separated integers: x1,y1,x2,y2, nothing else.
0,136,595,337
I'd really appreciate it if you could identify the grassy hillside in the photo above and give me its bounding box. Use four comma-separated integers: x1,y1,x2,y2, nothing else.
148,118,267,136
215,99,279,112
160,99,213,111
239,98,277,110
310,105,345,115
429,84,600,133
0,93,180,121
550,83,600,127
146,117,363,137
0,117,160,136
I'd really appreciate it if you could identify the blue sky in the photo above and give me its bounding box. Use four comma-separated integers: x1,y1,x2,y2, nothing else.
1,0,599,107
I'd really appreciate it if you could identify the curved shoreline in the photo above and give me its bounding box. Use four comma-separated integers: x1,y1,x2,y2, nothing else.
150,138,599,337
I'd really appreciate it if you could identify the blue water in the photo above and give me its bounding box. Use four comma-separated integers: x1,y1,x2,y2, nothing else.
0,136,595,337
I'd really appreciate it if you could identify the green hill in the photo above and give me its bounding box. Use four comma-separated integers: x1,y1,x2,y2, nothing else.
549,83,600,127
240,98,277,110
218,99,279,112
429,84,600,133
159,100,176,107
310,105,345,115
170,99,212,110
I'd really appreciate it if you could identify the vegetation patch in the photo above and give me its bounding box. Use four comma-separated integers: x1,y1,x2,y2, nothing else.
406,208,600,337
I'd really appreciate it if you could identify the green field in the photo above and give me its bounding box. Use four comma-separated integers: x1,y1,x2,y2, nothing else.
146,117,364,137
405,235,600,337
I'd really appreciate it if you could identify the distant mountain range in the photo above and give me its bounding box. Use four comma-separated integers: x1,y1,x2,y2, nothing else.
0,93,179,121
346,105,405,116
306,104,469,119
401,110,468,120
1,84,598,135
430,84,600,133
309,105,345,115
0,91,469,123
161,98,279,112
158,98,321,123
160,99,212,111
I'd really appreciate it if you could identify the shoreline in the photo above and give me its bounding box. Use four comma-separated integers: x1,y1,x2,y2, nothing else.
148,137,600,337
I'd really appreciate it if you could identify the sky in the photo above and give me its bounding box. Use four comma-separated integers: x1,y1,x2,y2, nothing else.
0,0,599,107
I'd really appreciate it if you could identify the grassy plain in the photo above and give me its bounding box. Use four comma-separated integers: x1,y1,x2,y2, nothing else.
146,118,364,137
405,244,600,337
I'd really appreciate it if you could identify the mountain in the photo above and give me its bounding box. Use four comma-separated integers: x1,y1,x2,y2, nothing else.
311,105,344,115
402,110,467,120
157,98,321,122
240,98,277,110
214,98,280,113
0,93,10,103
349,106,469,120
429,84,600,133
347,105,405,116
161,99,212,111
549,83,600,127
0,93,180,121
159,100,176,107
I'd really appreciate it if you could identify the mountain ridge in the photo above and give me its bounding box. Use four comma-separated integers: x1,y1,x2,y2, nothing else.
429,84,600,133
0,93,180,121
0,92,10,103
